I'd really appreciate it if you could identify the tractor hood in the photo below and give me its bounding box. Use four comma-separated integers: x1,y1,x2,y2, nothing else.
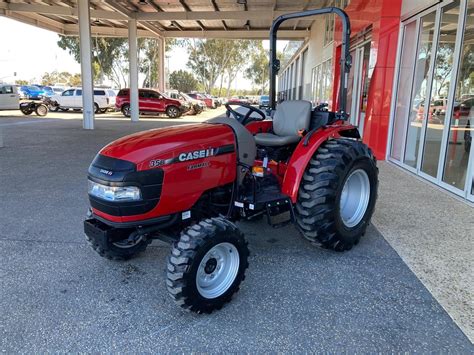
98,123,236,171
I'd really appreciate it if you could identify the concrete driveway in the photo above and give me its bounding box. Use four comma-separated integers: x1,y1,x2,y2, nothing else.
0,113,472,352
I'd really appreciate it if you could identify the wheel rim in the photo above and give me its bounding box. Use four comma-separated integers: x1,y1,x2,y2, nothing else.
112,233,144,249
37,106,47,116
169,107,178,117
340,169,371,228
123,106,130,116
196,242,240,299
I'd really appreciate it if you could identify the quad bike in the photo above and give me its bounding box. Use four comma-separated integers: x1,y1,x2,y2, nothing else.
84,7,378,313
19,99,50,116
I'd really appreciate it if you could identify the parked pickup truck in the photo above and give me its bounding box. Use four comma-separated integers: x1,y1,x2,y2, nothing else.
0,84,20,110
50,88,116,113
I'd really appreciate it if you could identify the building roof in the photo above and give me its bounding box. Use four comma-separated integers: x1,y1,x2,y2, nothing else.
0,0,330,39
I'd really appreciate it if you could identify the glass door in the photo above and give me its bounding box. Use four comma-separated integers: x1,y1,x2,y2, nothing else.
347,38,371,137
390,0,474,201
439,1,474,200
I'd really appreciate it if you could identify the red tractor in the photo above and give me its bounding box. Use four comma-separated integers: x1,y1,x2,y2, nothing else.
84,8,378,313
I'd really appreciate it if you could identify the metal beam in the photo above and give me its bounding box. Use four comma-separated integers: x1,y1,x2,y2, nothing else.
136,10,288,21
128,19,139,122
2,11,65,34
63,23,152,37
178,0,205,30
0,2,126,21
102,0,134,19
162,30,309,39
210,0,228,31
158,37,165,92
77,0,95,130
148,0,183,31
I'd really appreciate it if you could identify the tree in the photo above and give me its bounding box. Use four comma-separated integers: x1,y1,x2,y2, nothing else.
222,40,253,97
57,35,128,87
244,42,269,95
169,70,198,93
15,79,28,85
57,36,176,88
139,38,176,88
185,39,253,94
40,71,82,86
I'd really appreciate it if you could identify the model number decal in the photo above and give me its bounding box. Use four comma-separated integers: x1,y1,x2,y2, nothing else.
149,159,164,168
179,148,215,162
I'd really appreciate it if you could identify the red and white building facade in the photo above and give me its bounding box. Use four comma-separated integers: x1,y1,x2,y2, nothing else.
279,0,474,203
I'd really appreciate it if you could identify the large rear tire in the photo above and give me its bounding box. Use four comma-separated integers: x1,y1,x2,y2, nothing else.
166,217,249,313
296,138,378,251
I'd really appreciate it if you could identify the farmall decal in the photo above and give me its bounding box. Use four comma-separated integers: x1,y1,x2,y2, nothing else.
178,148,215,162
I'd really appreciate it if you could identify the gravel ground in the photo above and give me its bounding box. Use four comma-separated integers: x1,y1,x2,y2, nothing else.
0,113,472,352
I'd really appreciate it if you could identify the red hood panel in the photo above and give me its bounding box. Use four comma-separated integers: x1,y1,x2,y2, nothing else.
99,123,235,169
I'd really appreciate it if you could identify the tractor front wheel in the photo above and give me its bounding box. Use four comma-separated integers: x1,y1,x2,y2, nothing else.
296,138,378,251
166,217,249,313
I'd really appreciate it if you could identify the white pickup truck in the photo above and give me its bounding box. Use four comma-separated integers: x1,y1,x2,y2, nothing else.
0,84,20,110
50,88,116,113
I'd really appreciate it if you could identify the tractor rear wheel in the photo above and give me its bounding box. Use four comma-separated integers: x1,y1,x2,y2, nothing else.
296,138,378,251
166,217,249,313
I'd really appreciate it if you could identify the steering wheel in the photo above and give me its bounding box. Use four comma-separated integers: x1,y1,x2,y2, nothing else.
225,102,266,125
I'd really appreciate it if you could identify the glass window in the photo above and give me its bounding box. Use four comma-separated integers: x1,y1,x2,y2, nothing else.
403,12,437,168
148,91,161,99
324,14,335,46
62,90,74,96
421,2,461,178
4,86,13,94
442,3,474,190
76,90,82,96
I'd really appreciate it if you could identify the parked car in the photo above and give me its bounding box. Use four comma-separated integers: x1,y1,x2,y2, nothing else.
187,92,216,109
35,85,55,97
210,95,222,107
259,95,270,109
116,88,189,118
229,96,249,104
52,86,67,94
19,85,44,100
453,98,474,153
0,84,20,110
50,88,116,113
166,90,205,115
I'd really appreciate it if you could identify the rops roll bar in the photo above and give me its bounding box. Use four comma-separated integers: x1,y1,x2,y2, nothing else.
269,7,351,119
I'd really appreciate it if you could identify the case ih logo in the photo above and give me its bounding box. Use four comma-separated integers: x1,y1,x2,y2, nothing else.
178,148,215,162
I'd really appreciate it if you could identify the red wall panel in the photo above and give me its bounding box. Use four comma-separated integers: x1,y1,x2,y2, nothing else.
332,0,403,159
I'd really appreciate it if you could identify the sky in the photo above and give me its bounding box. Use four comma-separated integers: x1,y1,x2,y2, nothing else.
0,16,286,90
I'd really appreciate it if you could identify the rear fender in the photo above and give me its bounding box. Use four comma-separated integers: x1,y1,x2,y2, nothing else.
282,125,360,203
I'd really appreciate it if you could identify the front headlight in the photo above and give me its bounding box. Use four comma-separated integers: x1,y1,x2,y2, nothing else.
88,180,141,201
